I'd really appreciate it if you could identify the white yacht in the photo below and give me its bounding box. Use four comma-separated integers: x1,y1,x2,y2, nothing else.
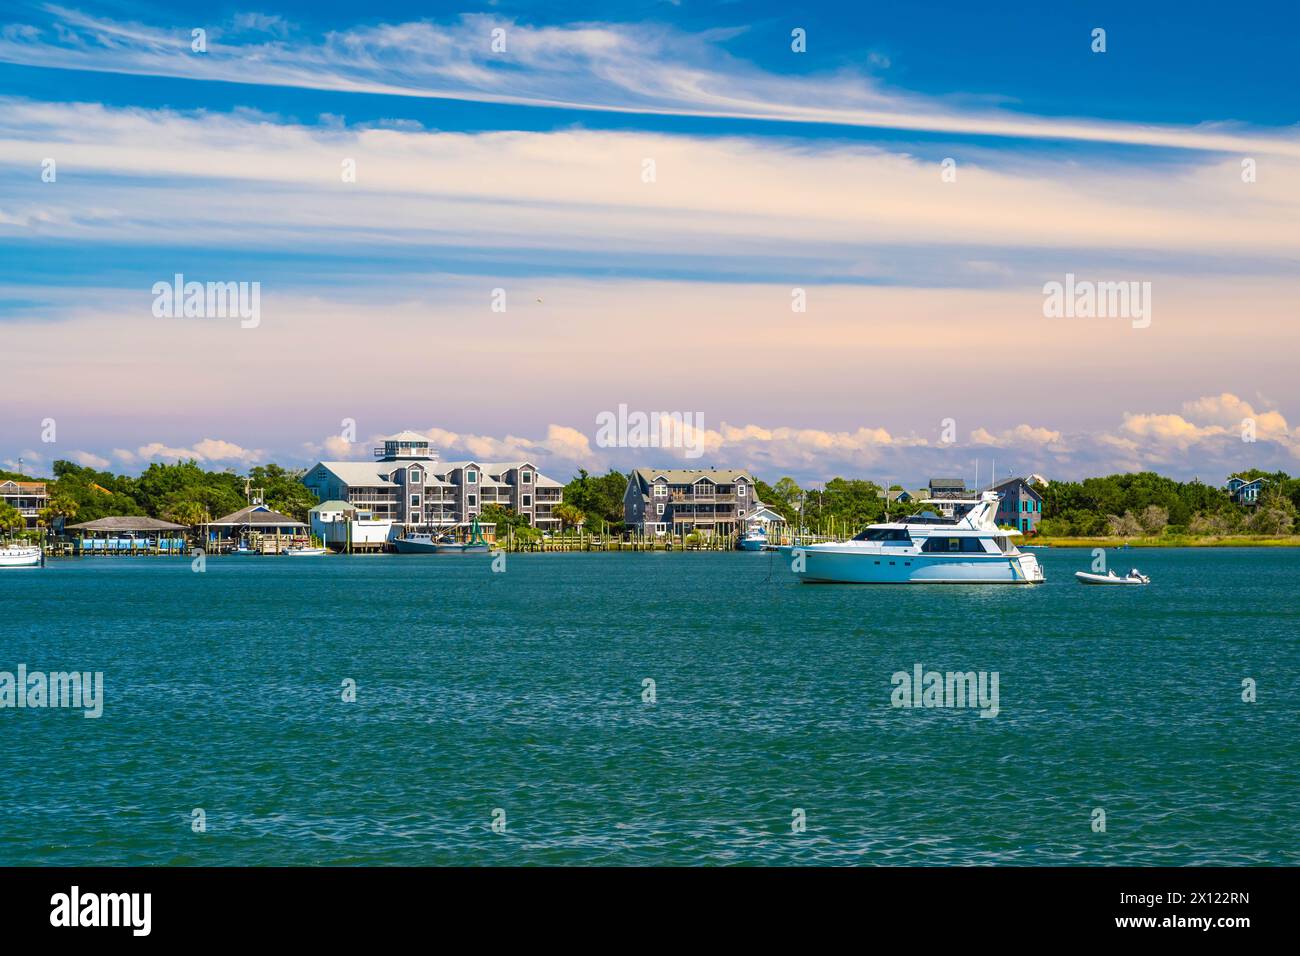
0,544,42,568
784,492,1044,584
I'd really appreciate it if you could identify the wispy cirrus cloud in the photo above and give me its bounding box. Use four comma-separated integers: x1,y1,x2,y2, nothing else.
2,7,1298,156
2,98,1297,280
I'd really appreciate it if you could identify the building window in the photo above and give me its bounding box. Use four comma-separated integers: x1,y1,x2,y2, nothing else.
409,468,421,484
737,484,747,497
468,494,477,507
522,494,532,507
410,495,421,508
522,471,532,484
653,484,666,498
467,471,477,483
656,503,665,515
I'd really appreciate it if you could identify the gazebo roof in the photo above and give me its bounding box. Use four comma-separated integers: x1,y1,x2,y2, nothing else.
66,516,188,532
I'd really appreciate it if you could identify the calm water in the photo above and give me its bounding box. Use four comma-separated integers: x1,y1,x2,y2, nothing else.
2,548,1297,865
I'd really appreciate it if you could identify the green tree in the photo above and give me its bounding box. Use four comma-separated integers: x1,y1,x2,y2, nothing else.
561,469,626,532
0,502,25,535
553,503,585,529
1247,491,1296,535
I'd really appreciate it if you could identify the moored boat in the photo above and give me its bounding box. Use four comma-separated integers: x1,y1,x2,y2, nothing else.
780,492,1044,584
1075,568,1149,585
738,526,768,551
0,544,42,568
283,544,328,556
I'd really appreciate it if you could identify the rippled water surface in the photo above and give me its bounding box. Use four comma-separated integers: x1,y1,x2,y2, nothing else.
2,548,1297,865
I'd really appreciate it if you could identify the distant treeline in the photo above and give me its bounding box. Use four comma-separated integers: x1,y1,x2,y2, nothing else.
1039,470,1299,537
2,461,1296,538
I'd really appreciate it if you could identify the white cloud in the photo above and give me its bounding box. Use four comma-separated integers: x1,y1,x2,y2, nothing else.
134,438,262,464
1,99,1297,265
70,449,110,469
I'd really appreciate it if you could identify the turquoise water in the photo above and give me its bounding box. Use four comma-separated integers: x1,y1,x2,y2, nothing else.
2,548,1297,865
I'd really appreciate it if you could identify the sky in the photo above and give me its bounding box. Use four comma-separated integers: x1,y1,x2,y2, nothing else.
0,1,1297,486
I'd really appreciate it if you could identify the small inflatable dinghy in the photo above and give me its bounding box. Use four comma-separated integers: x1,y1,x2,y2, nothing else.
1075,568,1150,585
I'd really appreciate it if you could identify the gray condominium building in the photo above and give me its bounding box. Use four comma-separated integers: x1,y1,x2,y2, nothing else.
303,431,564,531
624,467,762,535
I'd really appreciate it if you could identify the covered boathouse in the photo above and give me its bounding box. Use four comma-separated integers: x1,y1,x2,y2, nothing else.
206,504,309,554
65,516,189,554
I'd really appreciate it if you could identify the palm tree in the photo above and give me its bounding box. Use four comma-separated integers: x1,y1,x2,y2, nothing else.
553,503,585,530
0,502,25,537
163,500,211,528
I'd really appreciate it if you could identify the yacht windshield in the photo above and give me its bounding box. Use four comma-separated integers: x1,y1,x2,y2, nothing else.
920,536,988,553
852,528,912,543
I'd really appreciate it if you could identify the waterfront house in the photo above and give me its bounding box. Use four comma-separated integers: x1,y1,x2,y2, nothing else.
624,468,763,536
1225,475,1267,506
878,487,928,509
65,516,188,554
207,503,308,552
983,477,1044,533
302,431,564,536
0,479,48,529
926,477,968,517
308,500,392,552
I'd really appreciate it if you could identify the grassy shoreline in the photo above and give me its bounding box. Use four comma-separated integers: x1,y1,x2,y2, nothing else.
1027,534,1300,548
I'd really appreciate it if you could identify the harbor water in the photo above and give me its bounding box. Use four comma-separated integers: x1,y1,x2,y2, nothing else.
2,548,1297,865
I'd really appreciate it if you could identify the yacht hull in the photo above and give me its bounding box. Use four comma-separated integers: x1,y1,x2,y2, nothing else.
0,547,42,568
782,546,1043,584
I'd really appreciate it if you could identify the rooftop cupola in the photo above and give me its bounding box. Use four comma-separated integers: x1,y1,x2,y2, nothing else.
375,430,436,461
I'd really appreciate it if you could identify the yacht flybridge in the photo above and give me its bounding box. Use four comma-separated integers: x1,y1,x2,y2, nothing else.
785,492,1044,584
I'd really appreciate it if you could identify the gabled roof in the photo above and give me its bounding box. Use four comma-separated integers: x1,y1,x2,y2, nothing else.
928,477,966,490
310,500,354,512
631,468,756,489
0,479,46,493
209,504,306,527
982,476,1043,497
382,430,431,443
310,461,399,487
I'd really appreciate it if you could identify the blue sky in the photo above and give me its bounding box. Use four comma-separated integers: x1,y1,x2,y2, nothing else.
0,1,1297,483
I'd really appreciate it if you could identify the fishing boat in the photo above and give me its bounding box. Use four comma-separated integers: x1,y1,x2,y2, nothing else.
1075,568,1149,585
780,492,1044,584
393,518,490,554
0,544,42,568
738,525,768,551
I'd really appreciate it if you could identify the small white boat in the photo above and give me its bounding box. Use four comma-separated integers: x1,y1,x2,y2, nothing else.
0,544,42,568
738,527,768,551
1075,568,1150,586
283,545,328,556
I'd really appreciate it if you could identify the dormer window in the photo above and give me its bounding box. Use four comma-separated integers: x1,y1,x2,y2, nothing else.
467,470,477,484
653,484,667,498
737,484,747,497
409,468,421,484
522,471,532,483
